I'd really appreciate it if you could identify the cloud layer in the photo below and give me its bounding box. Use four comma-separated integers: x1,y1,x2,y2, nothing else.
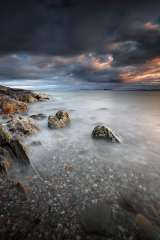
0,0,160,89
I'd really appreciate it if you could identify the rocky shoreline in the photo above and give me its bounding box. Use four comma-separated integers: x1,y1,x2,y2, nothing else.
0,85,160,240
0,85,49,175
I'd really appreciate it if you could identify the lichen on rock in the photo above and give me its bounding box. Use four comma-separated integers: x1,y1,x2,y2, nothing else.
48,110,70,129
0,95,28,114
92,125,121,143
6,115,39,137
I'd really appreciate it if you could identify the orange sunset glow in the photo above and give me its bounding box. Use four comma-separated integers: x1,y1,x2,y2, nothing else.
144,21,160,31
89,55,113,71
120,57,160,83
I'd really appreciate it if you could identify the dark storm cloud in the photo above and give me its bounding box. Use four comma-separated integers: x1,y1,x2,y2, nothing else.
0,0,160,88
0,0,160,59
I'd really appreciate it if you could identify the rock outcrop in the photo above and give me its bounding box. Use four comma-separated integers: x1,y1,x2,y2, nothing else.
0,95,28,114
0,125,30,167
6,115,39,137
0,85,49,175
92,125,120,143
0,85,49,102
48,110,70,129
0,85,49,115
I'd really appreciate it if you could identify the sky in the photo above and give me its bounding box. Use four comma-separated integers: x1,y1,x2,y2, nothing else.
0,0,160,90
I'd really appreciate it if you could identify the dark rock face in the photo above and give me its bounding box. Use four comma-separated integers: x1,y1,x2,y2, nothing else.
0,147,12,175
48,110,70,129
0,86,49,173
0,115,39,170
8,139,30,165
92,125,120,143
0,126,30,167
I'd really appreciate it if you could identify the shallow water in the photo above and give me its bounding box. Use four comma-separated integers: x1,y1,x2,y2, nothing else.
19,91,160,201
2,90,160,239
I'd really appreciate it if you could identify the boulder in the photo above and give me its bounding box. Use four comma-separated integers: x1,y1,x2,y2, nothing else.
6,115,39,137
48,116,65,129
92,125,120,143
48,110,70,129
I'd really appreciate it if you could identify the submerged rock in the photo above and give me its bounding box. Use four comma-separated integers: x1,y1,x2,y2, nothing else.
30,140,42,146
6,115,39,137
30,113,46,120
92,125,120,143
48,110,70,129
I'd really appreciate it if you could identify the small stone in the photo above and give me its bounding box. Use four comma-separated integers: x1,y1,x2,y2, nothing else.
14,181,31,195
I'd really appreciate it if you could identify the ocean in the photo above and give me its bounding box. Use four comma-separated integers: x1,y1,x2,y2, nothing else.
2,85,160,238
22,90,160,202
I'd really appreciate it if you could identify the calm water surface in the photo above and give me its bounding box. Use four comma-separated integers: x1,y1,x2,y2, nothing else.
18,91,160,202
